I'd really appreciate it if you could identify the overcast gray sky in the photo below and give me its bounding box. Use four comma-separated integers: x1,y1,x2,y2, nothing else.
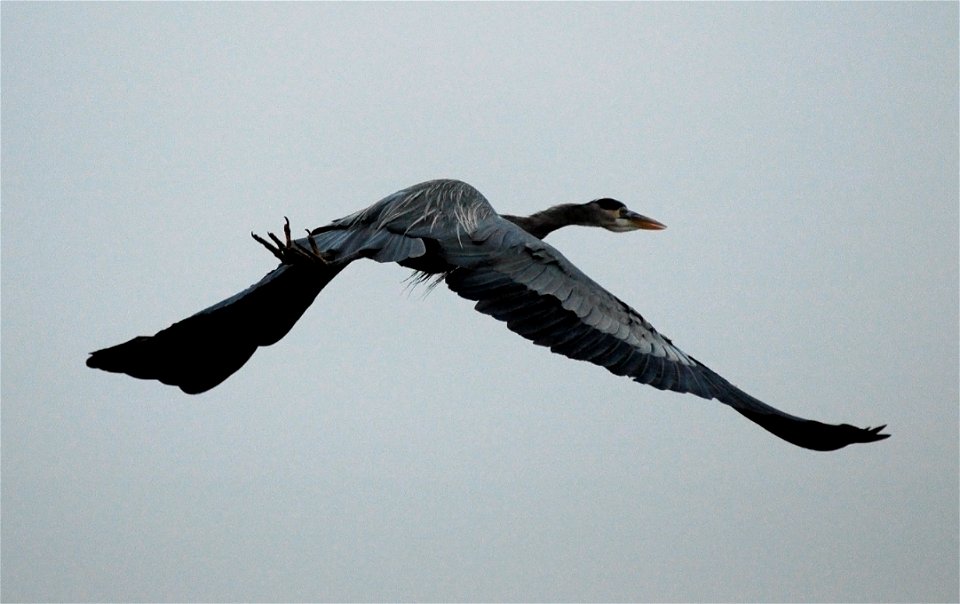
2,3,957,602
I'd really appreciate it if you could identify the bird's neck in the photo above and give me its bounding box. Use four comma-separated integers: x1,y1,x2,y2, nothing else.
502,204,592,239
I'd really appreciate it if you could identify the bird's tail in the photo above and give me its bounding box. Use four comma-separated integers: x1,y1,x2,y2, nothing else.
86,262,344,394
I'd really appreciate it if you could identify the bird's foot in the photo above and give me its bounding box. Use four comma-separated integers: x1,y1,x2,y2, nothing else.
252,217,332,265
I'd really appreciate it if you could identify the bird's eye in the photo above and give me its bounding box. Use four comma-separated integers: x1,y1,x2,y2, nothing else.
594,198,625,211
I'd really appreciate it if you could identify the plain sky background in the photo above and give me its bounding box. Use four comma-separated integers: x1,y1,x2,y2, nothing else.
2,3,957,602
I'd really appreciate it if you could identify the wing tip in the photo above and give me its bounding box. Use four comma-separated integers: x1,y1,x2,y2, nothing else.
814,422,891,451
85,345,123,371
859,423,891,443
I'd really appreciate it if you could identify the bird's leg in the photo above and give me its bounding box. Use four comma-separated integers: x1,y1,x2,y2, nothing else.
251,217,333,265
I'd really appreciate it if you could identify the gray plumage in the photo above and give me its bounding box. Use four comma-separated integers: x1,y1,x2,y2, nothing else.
87,179,889,451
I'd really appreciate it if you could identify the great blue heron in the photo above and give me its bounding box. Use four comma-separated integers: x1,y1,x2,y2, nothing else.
87,179,889,451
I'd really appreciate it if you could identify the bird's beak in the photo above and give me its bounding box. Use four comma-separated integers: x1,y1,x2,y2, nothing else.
624,210,667,230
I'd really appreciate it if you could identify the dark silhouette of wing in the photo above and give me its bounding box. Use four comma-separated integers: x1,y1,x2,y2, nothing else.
85,179,474,394
86,263,341,394
442,220,889,451
86,223,429,394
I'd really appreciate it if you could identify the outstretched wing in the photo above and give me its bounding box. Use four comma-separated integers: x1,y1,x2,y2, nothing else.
86,221,430,394
443,220,889,451
85,179,480,394
86,263,342,394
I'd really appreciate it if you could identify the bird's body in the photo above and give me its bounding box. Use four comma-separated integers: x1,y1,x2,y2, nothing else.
87,179,888,451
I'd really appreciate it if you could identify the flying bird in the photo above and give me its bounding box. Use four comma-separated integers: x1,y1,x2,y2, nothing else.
87,179,889,451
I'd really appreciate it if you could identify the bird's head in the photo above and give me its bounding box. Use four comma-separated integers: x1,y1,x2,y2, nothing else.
584,198,667,232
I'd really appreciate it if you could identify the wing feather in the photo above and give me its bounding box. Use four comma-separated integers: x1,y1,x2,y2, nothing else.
443,220,889,451
87,224,428,394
